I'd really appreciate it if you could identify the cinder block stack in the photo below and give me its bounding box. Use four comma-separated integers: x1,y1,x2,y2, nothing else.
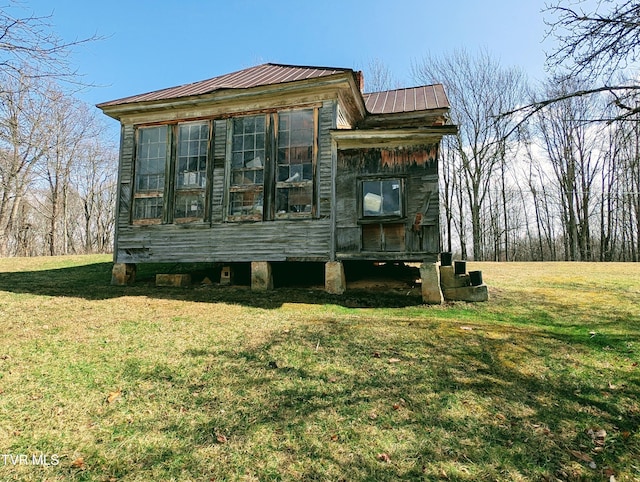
438,254,488,302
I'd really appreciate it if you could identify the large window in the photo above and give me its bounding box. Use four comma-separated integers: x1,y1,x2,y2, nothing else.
228,115,266,220
133,126,168,222
276,109,315,218
175,122,209,221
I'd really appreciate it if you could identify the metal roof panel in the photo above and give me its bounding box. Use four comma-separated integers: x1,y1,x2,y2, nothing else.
98,63,351,107
363,84,449,114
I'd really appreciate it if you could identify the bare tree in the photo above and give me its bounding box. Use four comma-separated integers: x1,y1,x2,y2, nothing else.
0,72,49,256
363,58,396,92
412,49,527,260
74,140,117,254
504,1,640,125
0,1,99,85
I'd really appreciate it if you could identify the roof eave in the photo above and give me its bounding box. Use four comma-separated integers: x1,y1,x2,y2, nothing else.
331,125,458,149
97,71,364,121
360,108,451,129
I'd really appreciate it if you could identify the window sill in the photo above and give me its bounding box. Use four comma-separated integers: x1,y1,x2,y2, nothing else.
358,217,406,225
131,219,162,226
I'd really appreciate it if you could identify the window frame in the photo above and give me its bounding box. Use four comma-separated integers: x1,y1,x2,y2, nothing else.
274,107,318,220
173,121,211,224
358,176,405,222
129,105,320,226
225,113,268,222
132,125,170,225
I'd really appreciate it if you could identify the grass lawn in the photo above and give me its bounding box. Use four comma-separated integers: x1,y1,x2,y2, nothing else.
0,256,638,481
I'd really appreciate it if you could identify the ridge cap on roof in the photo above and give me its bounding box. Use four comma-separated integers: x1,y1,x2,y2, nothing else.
264,62,353,71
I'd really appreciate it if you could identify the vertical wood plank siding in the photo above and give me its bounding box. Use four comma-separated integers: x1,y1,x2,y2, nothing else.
211,119,227,223
117,124,135,230
335,145,440,260
318,100,336,218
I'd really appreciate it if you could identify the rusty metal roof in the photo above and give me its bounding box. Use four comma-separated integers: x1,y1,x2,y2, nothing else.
363,85,449,114
97,63,352,108
98,63,450,117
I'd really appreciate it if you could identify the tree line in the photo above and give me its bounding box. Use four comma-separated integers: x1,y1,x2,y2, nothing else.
400,1,640,262
408,52,640,262
0,3,116,257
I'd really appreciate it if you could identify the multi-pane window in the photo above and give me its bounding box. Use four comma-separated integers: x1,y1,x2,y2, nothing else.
175,122,209,221
229,115,266,219
362,179,402,217
276,109,314,218
133,126,167,222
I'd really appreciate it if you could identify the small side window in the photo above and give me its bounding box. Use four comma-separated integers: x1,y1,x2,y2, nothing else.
362,179,402,218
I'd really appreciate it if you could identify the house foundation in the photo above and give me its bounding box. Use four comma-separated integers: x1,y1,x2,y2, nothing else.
220,265,233,285
111,263,136,286
420,262,444,304
325,261,346,294
251,261,273,291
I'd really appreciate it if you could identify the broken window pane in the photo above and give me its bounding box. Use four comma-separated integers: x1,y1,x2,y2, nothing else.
275,109,315,218
176,122,208,190
362,179,402,217
135,126,167,194
229,114,266,220
175,192,205,219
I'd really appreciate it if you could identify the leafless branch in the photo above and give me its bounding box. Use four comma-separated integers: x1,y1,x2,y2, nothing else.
544,0,640,80
0,1,102,86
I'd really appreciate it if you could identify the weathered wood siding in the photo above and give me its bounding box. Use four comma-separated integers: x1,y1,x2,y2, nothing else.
114,103,337,264
211,119,227,224
335,145,440,261
115,220,332,263
318,100,336,217
117,124,135,230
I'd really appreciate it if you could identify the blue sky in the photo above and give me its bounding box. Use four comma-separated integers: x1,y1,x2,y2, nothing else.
21,1,551,122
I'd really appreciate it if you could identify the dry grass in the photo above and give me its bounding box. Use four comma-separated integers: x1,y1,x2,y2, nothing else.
0,256,638,481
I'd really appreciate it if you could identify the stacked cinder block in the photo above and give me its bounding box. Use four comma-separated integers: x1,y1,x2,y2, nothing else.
439,256,488,302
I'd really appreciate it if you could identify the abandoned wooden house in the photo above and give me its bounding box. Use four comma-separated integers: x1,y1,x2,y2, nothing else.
98,63,486,303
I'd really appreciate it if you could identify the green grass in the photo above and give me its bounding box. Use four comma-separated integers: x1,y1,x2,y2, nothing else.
0,256,638,481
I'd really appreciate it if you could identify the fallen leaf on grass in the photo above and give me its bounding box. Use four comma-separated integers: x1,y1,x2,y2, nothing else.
216,434,228,444
568,449,593,463
568,449,597,469
71,457,85,469
330,434,339,442
377,453,391,463
106,389,121,404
